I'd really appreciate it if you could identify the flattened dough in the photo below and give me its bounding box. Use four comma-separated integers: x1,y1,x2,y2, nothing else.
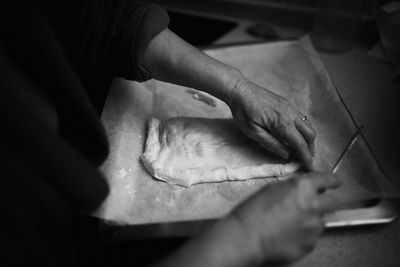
141,117,300,187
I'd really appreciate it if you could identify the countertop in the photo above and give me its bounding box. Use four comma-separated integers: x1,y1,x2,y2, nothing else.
210,16,400,267
100,8,400,265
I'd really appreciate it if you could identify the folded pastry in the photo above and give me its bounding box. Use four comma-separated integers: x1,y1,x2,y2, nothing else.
141,117,300,187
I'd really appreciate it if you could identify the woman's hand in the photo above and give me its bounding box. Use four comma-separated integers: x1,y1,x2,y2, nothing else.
229,172,340,264
155,172,340,267
144,29,315,169
227,74,316,170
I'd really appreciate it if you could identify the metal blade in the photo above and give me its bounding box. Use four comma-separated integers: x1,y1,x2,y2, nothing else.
330,125,364,173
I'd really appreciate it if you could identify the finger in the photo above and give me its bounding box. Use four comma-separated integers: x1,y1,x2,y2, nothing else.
295,116,316,156
250,124,290,159
304,216,325,235
316,193,341,213
275,124,313,170
299,113,313,127
306,172,341,192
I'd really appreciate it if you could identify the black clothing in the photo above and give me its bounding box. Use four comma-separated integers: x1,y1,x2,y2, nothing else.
0,0,169,265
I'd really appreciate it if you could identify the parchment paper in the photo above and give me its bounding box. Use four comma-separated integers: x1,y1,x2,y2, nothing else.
97,36,395,226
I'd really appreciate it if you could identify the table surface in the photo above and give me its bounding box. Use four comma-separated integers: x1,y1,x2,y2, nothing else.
100,37,395,227
212,19,400,267
99,14,400,266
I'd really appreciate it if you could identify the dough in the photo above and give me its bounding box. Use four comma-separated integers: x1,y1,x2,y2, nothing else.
141,117,300,187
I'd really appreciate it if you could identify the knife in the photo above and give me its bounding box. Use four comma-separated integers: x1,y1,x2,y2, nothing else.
330,125,364,174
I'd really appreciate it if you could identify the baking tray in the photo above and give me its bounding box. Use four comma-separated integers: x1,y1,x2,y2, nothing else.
97,36,399,240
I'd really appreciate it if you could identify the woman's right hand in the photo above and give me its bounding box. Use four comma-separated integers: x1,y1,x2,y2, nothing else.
228,172,341,264
226,75,316,170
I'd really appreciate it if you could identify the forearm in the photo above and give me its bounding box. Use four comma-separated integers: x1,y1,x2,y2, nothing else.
143,30,260,266
143,28,244,103
152,217,261,267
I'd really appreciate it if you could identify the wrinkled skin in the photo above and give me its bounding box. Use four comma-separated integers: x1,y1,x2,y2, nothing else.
229,172,340,264
144,29,339,267
228,78,316,170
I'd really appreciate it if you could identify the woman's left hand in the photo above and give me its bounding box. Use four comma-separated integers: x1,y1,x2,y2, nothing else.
227,76,316,170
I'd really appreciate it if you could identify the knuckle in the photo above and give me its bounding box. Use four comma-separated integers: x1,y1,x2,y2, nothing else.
321,173,340,188
242,117,255,131
296,183,318,211
283,119,293,130
269,109,284,127
310,198,321,212
274,121,293,142
298,138,309,152
297,177,312,191
236,118,256,136
249,129,269,147
288,177,301,189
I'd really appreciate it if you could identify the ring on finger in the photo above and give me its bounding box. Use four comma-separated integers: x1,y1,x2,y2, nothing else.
299,113,308,122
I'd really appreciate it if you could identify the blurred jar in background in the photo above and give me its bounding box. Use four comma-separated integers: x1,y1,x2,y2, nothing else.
312,0,363,53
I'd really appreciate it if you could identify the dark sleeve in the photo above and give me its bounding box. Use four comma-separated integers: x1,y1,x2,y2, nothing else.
0,1,111,264
116,2,170,81
44,0,170,83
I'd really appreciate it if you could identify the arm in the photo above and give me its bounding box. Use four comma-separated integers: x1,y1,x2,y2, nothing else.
152,217,261,267
143,29,239,103
151,172,341,267
143,29,316,169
